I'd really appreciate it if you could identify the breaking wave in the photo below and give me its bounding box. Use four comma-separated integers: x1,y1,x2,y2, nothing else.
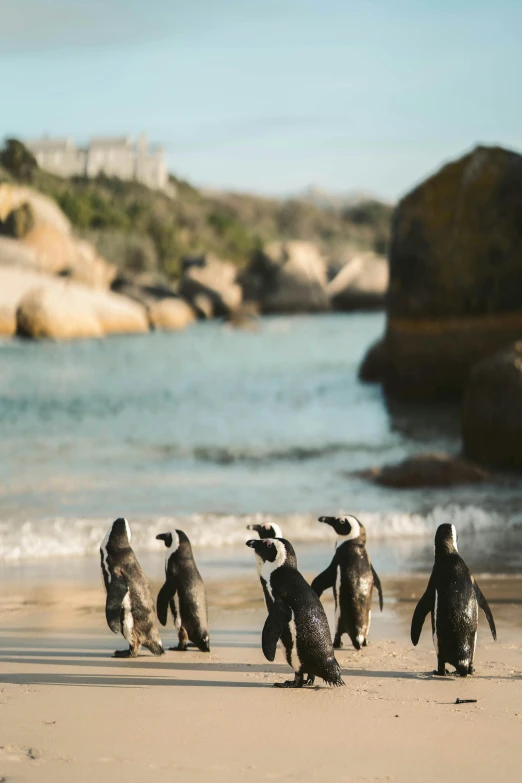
0,505,519,561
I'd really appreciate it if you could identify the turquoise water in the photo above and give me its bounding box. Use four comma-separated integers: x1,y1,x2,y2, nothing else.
1,313,521,570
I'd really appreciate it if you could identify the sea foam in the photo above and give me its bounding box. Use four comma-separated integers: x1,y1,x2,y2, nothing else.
0,505,518,561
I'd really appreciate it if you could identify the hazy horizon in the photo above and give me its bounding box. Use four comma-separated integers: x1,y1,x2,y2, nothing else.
2,0,521,200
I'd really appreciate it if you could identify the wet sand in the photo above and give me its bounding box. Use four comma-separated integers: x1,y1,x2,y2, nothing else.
0,574,521,782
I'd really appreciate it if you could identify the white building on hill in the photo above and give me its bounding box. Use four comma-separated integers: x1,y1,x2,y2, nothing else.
26,134,175,196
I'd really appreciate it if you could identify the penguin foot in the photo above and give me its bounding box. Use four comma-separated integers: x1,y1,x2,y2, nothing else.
362,639,369,647
273,675,304,689
304,676,316,686
113,648,138,658
432,668,450,677
145,642,165,656
333,638,343,649
170,644,188,651
468,665,475,675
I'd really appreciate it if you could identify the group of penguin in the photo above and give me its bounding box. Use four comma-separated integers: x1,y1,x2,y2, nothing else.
100,514,497,688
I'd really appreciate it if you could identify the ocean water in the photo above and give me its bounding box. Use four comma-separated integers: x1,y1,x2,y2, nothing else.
1,312,521,574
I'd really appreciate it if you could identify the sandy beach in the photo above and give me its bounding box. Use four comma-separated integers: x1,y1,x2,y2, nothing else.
0,570,521,782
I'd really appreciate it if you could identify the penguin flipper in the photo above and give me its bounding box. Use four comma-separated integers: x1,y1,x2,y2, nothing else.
474,582,497,641
311,561,337,598
411,573,435,646
157,578,178,627
262,598,292,662
371,566,384,611
106,575,129,634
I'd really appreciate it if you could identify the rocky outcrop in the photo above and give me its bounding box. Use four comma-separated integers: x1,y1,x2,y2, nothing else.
0,202,35,238
16,280,149,341
462,342,522,468
360,145,522,398
0,266,148,340
327,252,388,310
241,241,329,313
356,452,488,488
0,265,53,336
23,223,74,275
0,184,71,235
358,337,389,382
0,236,40,270
148,298,196,331
179,255,242,318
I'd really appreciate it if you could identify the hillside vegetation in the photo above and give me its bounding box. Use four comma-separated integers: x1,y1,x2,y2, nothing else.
0,138,392,281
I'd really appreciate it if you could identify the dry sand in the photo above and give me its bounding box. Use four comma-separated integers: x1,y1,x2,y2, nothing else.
0,573,521,782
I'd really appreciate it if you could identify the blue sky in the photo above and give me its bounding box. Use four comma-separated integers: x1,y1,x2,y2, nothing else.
2,0,521,199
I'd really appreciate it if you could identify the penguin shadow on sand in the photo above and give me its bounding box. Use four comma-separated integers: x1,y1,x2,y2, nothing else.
0,671,268,689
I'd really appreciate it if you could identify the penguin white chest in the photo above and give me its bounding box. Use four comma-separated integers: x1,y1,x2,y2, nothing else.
334,566,341,623
288,611,300,672
121,593,134,641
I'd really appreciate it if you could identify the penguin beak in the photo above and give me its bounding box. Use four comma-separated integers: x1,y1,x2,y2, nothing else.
246,539,258,549
156,533,172,547
246,524,256,531
318,516,331,524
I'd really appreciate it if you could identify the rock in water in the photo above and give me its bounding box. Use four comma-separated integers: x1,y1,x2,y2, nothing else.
16,280,149,340
356,452,488,488
360,145,522,399
462,342,522,468
327,252,388,311
148,298,196,331
241,241,329,313
179,255,242,318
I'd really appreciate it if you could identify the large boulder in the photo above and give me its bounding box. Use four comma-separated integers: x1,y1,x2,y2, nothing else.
242,240,329,313
0,236,40,270
23,223,74,274
356,452,488,488
327,252,388,310
0,203,35,238
0,265,54,336
0,184,71,235
179,255,242,318
68,239,116,289
148,298,196,331
360,145,522,398
462,342,522,468
12,274,148,341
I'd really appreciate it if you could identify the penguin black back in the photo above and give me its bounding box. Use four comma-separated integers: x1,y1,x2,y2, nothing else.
411,523,496,676
246,537,344,688
156,529,210,652
312,515,383,650
100,518,164,658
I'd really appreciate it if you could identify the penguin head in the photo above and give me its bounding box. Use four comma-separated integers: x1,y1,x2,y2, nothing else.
318,515,366,543
246,538,297,568
434,523,458,555
103,517,132,552
246,522,283,539
156,529,190,554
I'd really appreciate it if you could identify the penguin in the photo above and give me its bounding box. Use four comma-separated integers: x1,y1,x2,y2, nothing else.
411,523,496,676
246,538,344,688
247,522,283,539
100,517,164,658
247,522,285,612
311,515,383,650
156,530,210,652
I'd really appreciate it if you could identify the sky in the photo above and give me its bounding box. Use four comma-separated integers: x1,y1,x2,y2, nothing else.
1,0,521,200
